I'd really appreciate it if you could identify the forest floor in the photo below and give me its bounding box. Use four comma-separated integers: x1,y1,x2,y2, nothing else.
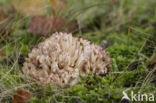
0,0,156,103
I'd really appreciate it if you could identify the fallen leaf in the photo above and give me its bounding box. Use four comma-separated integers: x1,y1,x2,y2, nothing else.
13,89,32,103
148,56,156,72
151,57,156,64
52,0,67,15
0,9,7,22
0,49,5,60
52,0,67,9
12,0,51,17
151,57,156,70
29,16,79,36
12,0,67,17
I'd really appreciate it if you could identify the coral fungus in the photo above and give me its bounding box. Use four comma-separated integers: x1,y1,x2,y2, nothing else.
22,32,111,87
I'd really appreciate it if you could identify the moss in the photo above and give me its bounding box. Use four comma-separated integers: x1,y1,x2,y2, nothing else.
0,0,156,102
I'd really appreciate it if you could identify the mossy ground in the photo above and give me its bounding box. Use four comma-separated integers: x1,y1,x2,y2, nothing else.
0,0,156,103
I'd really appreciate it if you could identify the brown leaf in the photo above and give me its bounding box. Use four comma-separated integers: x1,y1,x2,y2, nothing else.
52,0,67,11
0,49,5,61
151,57,156,64
12,0,67,17
0,48,4,55
151,57,156,69
29,16,79,36
12,0,50,17
13,90,32,103
148,57,156,71
0,9,7,22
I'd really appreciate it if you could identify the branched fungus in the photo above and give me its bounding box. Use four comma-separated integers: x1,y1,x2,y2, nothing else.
22,32,111,87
